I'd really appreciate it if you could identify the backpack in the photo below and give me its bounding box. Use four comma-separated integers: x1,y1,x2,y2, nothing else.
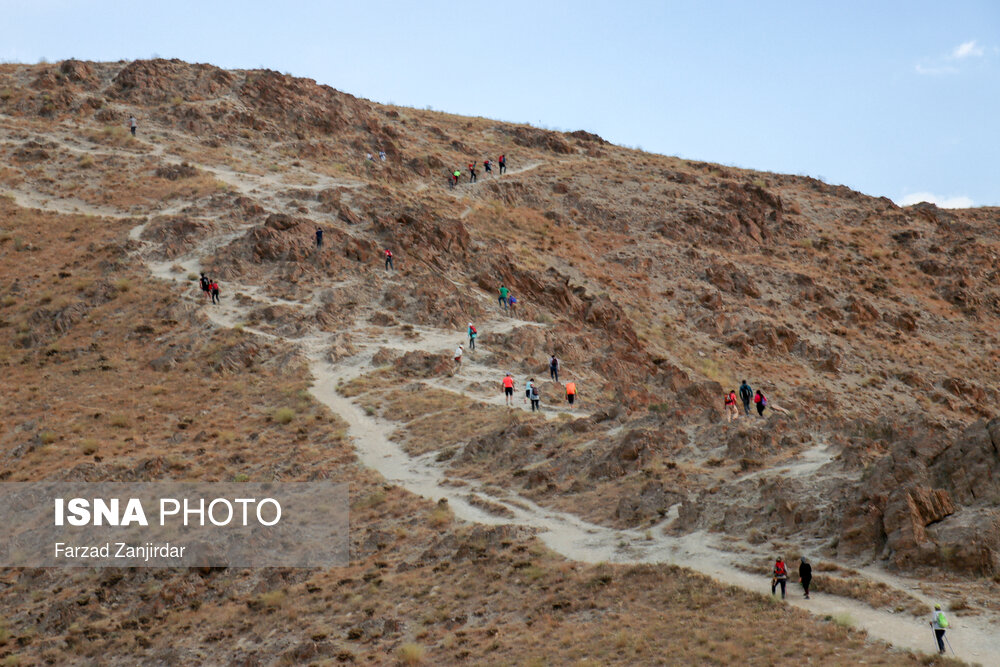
937,611,949,628
761,394,768,407
531,386,539,399
470,326,476,335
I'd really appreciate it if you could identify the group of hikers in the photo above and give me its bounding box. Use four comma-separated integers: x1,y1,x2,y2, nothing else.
771,556,953,655
499,362,576,413
198,273,221,304
450,154,507,188
724,379,770,422
314,228,395,271
497,284,518,313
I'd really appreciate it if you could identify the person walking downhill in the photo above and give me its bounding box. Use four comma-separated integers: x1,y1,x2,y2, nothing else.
200,272,211,301
930,603,949,655
384,248,394,271
129,115,137,136
210,280,221,305
799,557,812,599
502,373,515,407
453,345,463,374
771,556,788,599
498,154,506,175
739,380,753,417
565,380,577,406
498,284,510,311
524,378,534,405
468,322,477,350
725,390,740,422
315,227,323,250
549,355,560,382
530,382,540,412
754,388,768,418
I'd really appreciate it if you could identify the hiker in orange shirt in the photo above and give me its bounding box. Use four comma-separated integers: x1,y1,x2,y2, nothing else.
502,373,515,406
565,381,577,405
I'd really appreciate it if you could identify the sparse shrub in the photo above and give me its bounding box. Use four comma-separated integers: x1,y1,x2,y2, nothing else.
251,590,286,609
38,431,57,445
233,473,250,483
396,643,426,666
109,415,130,428
78,155,94,169
948,596,969,611
79,439,98,455
429,503,452,528
831,613,854,627
187,273,198,281
354,490,386,510
273,407,295,424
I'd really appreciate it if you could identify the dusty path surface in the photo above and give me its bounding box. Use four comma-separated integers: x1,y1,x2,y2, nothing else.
7,150,995,665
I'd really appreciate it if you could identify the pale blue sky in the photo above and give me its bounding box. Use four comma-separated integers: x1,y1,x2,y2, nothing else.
3,1,998,207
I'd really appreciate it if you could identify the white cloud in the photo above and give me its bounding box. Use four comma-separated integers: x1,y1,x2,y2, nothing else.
897,192,975,209
952,40,984,59
915,63,958,75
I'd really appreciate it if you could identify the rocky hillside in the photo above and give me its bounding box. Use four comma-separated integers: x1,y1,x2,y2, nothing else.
0,58,997,664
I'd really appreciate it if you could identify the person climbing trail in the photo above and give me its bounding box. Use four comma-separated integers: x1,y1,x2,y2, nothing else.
384,249,394,271
379,151,386,161
129,115,137,136
799,557,812,599
725,390,739,422
771,556,788,599
468,323,477,350
507,294,517,314
200,272,210,301
739,380,753,417
315,227,323,249
210,280,220,305
502,373,515,406
754,389,768,417
468,163,477,183
484,159,492,176
565,381,577,405
453,169,462,186
525,378,534,405
453,345,463,373
930,603,949,655
549,355,560,382
499,154,506,175
498,284,509,311
530,382,540,412
448,170,456,189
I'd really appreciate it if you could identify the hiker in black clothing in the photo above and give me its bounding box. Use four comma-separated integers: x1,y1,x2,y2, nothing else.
199,273,210,301
129,115,137,136
468,163,477,183
384,249,394,271
499,154,506,175
549,355,560,382
530,383,540,412
315,227,323,249
448,171,456,189
484,159,493,176
739,380,753,417
799,557,812,599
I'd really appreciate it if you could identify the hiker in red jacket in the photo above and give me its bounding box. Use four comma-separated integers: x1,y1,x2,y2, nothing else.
754,389,768,417
771,556,788,599
498,154,506,175
483,159,493,177
384,249,394,271
209,280,220,304
724,390,739,422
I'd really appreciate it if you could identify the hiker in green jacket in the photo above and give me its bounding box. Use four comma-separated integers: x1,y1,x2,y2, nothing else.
499,284,509,311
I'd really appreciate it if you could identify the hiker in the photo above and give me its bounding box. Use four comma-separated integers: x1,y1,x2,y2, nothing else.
367,152,374,161
739,380,753,417
507,294,517,314
930,603,949,655
468,163,477,183
384,249,394,271
484,159,493,176
129,115,137,136
453,345,463,372
378,151,386,161
549,355,560,382
799,557,812,599
448,170,456,189
468,323,477,350
499,154,506,175
530,382,540,412
210,280,220,305
566,381,577,405
502,373,515,406
199,272,210,301
754,389,768,417
315,227,323,249
525,377,534,405
725,390,739,422
498,284,510,311
453,169,462,185
771,556,787,599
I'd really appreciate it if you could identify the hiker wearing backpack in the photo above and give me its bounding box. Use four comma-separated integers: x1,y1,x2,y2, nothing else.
498,284,509,311
754,389,768,417
771,556,788,599
565,381,577,405
384,249,394,271
484,159,493,176
930,604,949,655
725,390,739,422
507,294,517,314
315,227,323,249
468,163,477,183
200,273,210,301
530,383,540,412
210,280,220,305
549,355,560,382
498,154,506,175
524,378,534,405
468,323,477,350
453,169,462,185
799,557,812,599
502,373,515,406
739,380,753,417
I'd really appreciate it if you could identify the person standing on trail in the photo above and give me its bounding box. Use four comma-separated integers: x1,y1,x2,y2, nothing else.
200,272,210,301
468,323,477,350
739,380,753,417
498,284,510,311
384,248,394,271
930,603,949,655
754,389,768,418
210,280,221,305
771,556,788,599
129,115,137,136
507,294,517,314
725,390,739,422
484,159,493,176
499,154,506,175
530,382,541,412
549,355,560,382
468,163,477,183
799,557,812,599
315,227,323,249
565,380,577,405
525,377,534,405
502,373,515,406
453,344,463,373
